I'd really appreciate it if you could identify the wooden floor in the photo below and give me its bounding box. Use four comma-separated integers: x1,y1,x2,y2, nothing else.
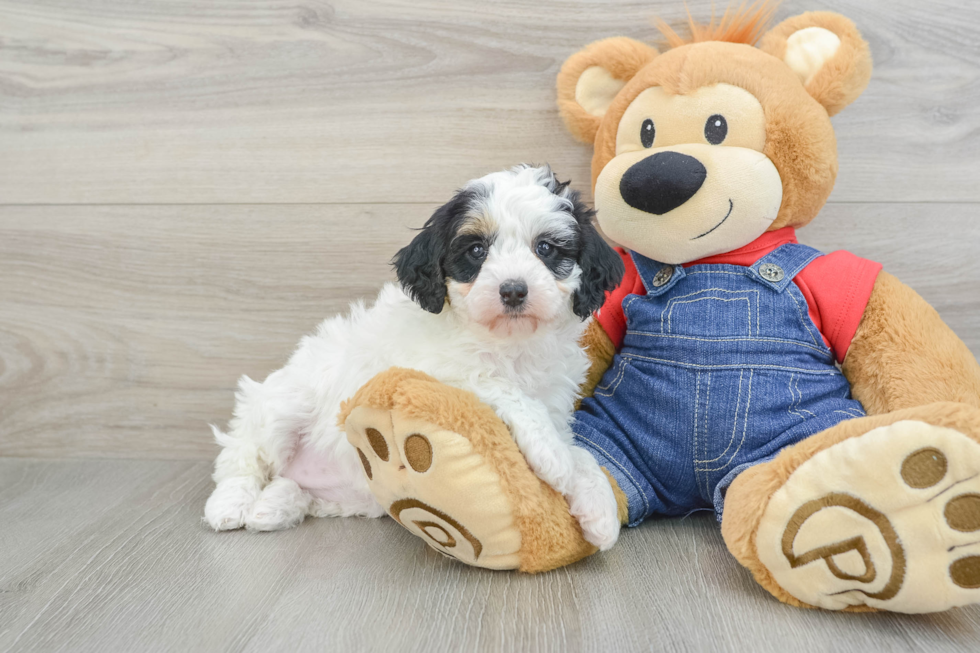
2,0,980,650
3,458,980,653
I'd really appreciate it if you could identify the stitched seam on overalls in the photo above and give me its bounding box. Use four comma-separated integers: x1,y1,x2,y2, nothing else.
694,371,715,496
755,247,822,291
834,408,865,419
787,373,802,420
623,295,643,313
693,370,701,496
623,333,832,357
696,369,742,465
594,358,629,397
667,296,753,335
685,270,749,277
786,285,823,348
574,434,651,516
785,251,824,286
661,288,758,335
699,369,754,473
796,375,817,417
622,295,644,331
787,373,816,420
622,353,841,374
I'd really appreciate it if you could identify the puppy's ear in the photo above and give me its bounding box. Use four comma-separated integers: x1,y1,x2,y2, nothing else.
393,204,453,314
568,192,624,319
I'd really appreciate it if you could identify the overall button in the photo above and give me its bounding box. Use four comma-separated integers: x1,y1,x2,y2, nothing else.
759,263,785,282
652,265,674,287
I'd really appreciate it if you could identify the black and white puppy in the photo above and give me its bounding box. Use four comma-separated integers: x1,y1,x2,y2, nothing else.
204,165,625,549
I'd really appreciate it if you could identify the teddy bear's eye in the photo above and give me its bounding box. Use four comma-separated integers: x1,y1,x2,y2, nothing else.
705,114,728,145
640,119,655,148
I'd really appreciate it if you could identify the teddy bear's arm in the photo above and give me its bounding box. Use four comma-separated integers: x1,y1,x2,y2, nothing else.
578,318,617,400
841,271,980,415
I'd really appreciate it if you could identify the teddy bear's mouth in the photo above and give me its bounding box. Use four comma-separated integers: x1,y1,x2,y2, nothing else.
691,199,734,240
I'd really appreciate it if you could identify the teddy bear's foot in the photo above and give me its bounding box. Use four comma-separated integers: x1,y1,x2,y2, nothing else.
341,368,605,572
724,403,980,613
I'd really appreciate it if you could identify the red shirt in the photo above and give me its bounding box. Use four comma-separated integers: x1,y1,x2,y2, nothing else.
595,227,882,363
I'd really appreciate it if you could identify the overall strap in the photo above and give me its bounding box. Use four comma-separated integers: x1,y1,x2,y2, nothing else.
629,251,687,297
747,242,823,293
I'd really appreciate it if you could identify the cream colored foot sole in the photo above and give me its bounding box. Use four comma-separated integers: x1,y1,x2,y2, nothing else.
345,405,523,570
756,420,980,612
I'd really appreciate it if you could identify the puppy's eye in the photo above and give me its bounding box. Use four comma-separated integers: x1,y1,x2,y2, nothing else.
705,114,727,145
535,241,554,257
641,119,655,148
468,243,486,259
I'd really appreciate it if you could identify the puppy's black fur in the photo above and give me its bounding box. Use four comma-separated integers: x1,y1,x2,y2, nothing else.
393,188,477,314
393,168,624,319
564,187,625,319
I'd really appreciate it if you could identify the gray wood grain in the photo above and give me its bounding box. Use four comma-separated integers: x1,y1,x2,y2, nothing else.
1,202,978,460
1,0,979,204
1,457,978,653
2,1,979,649
0,203,426,459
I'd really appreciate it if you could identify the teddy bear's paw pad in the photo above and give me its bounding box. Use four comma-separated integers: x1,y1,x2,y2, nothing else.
755,420,980,612
345,405,523,570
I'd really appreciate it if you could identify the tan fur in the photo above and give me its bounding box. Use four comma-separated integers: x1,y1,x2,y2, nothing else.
587,40,840,231
348,8,980,601
657,0,780,49
559,11,872,232
843,271,980,414
457,213,499,237
556,37,658,144
759,12,873,117
721,402,980,610
342,367,597,573
603,469,630,525
577,318,617,404
721,268,980,610
557,8,980,610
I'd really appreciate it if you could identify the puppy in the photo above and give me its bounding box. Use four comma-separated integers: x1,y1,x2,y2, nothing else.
204,165,625,549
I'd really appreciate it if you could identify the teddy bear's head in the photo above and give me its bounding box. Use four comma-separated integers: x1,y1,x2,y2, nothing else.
557,5,872,264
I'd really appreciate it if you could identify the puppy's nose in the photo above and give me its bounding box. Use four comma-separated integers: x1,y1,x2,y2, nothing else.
499,279,528,308
619,151,707,215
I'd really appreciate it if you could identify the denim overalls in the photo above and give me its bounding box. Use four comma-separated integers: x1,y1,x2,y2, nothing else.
573,243,866,526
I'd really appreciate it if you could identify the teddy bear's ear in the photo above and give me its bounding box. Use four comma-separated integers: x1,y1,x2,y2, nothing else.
759,12,872,116
557,37,658,144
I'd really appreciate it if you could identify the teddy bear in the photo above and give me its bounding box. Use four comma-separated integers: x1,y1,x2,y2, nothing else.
339,5,980,613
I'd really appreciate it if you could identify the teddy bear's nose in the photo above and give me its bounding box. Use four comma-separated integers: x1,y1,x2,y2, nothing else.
619,151,707,215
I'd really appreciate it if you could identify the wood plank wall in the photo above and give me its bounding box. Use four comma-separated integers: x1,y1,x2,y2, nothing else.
1,0,978,459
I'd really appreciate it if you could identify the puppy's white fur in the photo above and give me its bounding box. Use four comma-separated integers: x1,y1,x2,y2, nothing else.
204,165,621,550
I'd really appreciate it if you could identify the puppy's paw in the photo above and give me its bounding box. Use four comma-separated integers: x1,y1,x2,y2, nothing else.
566,449,621,551
574,502,621,551
309,496,387,519
521,438,576,495
245,476,311,532
204,476,263,531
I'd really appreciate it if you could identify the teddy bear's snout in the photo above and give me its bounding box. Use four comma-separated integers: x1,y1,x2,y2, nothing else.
619,151,707,215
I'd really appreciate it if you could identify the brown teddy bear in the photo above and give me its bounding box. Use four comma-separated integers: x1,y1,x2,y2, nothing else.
340,5,980,613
